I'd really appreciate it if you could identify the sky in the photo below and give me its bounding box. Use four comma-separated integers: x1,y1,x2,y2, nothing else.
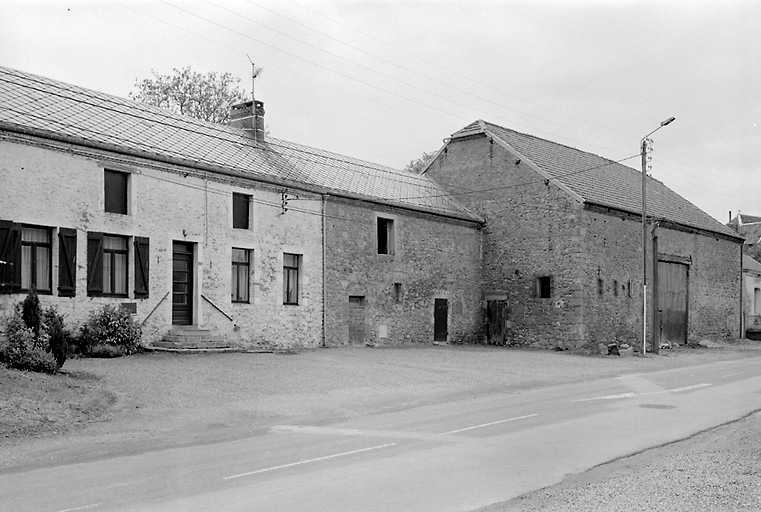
1,0,759,225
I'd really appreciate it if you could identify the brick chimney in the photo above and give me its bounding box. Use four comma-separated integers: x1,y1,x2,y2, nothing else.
229,100,266,142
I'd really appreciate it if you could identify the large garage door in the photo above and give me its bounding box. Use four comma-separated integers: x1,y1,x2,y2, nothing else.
657,261,688,344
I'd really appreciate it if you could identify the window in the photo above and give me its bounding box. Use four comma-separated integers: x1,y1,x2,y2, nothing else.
87,232,137,297
377,217,394,255
283,253,300,305
232,193,251,229
537,276,552,298
231,248,251,303
20,226,52,293
394,283,403,303
104,170,129,215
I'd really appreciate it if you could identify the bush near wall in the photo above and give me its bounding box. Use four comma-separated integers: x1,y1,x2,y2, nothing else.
76,305,142,357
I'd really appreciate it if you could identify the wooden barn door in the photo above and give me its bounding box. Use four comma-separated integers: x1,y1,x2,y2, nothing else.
657,261,688,345
486,299,508,345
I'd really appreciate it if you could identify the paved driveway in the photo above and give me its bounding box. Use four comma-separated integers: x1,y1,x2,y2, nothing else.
2,341,759,472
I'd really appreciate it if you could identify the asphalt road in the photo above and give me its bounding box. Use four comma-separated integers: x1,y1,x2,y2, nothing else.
3,356,761,512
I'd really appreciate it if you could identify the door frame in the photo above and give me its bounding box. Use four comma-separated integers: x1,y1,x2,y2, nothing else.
172,241,196,326
653,249,690,352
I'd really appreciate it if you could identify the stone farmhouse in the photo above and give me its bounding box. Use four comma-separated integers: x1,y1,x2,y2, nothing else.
0,66,482,350
0,67,744,351
424,120,744,349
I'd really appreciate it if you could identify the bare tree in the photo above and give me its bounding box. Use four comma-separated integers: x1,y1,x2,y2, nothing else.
130,67,248,124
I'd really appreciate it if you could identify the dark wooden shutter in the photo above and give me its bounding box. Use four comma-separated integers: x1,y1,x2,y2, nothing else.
87,231,104,296
58,228,77,297
0,220,22,293
134,236,149,298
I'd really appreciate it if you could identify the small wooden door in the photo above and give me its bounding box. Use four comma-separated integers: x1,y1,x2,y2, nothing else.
348,296,366,345
486,300,508,345
172,242,194,325
434,298,448,342
657,261,688,344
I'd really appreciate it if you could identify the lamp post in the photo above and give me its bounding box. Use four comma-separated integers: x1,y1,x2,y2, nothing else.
641,116,676,356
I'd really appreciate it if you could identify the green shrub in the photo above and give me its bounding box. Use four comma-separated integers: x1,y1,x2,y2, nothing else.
1,309,58,374
79,305,142,356
21,288,42,348
43,306,69,368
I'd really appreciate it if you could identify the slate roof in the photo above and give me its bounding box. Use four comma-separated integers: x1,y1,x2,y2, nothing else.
448,120,739,239
737,214,761,225
0,66,480,222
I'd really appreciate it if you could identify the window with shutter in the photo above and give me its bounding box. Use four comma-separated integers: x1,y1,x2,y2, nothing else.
0,220,22,293
58,228,77,297
134,237,149,298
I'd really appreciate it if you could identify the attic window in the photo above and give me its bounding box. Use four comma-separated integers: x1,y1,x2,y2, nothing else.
377,217,395,255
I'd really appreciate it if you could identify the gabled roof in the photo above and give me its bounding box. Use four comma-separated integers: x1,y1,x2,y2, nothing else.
737,214,761,225
447,120,739,239
0,66,481,222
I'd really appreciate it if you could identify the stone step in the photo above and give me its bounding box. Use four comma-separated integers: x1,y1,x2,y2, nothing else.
151,339,234,350
161,333,226,343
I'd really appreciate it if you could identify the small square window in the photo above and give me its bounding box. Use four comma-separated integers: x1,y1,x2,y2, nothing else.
104,170,129,215
231,248,251,303
233,193,251,229
283,253,301,305
377,217,394,255
537,276,552,298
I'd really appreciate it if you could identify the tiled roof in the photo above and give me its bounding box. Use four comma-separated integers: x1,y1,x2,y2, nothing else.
449,120,738,238
0,66,480,222
738,214,761,225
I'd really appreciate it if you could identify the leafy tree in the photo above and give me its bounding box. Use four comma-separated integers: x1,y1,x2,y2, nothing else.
403,151,436,174
130,67,248,124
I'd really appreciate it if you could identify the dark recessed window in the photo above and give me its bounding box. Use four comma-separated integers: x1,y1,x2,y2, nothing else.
233,193,251,229
283,253,300,305
231,248,251,303
377,217,394,255
537,276,552,299
104,170,129,215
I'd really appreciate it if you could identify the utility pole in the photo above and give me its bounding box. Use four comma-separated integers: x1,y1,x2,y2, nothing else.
640,116,676,356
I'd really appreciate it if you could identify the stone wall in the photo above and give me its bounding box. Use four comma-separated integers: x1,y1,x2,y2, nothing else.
0,137,324,349
323,197,483,346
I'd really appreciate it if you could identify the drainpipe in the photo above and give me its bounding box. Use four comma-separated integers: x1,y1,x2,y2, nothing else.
321,193,328,347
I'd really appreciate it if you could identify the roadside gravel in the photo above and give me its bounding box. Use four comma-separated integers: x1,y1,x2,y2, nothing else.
483,411,761,512
2,340,760,477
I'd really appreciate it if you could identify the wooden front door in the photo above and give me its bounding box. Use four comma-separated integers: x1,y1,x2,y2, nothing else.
434,298,448,342
348,296,366,345
657,261,688,344
486,299,508,345
172,242,194,325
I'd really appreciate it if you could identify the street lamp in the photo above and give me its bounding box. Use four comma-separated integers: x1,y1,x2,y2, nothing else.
641,116,676,356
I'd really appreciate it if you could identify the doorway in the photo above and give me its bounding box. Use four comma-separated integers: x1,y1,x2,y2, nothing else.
657,260,688,344
486,299,508,345
172,242,194,325
348,295,366,345
434,298,448,342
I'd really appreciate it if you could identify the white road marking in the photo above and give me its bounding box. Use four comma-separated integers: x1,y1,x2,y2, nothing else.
573,383,712,402
442,414,539,435
223,443,397,480
56,504,101,512
722,372,746,378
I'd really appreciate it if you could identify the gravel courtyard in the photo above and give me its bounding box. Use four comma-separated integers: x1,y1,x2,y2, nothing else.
3,341,760,477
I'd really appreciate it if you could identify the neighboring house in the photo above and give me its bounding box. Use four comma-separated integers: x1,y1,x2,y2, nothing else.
742,256,761,340
424,120,744,350
0,66,483,349
728,213,761,262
